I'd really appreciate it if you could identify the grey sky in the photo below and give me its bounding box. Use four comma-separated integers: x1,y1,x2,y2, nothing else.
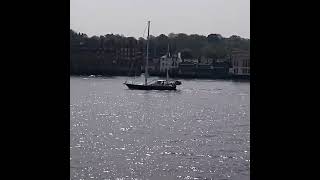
70,0,250,39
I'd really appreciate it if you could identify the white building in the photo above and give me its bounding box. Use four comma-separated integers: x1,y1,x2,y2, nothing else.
159,52,182,73
229,50,250,76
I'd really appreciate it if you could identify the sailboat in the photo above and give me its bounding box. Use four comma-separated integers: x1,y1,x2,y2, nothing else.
124,21,182,90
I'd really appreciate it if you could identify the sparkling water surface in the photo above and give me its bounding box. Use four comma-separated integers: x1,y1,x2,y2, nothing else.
70,76,250,180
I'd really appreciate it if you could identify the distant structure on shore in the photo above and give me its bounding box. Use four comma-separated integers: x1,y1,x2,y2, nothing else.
229,49,250,78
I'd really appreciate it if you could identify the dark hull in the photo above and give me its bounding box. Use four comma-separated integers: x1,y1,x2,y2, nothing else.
125,83,176,90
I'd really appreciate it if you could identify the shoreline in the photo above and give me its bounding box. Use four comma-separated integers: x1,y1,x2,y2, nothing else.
70,74,250,81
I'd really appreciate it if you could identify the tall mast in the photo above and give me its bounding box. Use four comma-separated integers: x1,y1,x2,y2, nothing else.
166,44,170,82
166,66,169,82
145,21,150,85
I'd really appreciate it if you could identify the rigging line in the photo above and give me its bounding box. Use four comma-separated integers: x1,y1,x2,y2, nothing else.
126,60,134,82
142,23,147,39
127,23,148,83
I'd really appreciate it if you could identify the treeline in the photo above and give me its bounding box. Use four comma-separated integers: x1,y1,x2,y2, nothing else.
70,29,250,59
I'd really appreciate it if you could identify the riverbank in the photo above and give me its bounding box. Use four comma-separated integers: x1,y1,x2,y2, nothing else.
70,73,250,81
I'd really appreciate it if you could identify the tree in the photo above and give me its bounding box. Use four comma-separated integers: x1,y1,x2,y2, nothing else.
70,28,250,75
207,34,223,43
229,35,241,40
87,36,100,50
180,48,193,59
168,33,177,38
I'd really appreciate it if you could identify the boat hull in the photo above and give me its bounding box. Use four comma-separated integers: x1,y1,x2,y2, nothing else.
124,83,176,90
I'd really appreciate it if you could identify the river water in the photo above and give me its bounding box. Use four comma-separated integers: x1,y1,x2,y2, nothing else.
70,76,250,180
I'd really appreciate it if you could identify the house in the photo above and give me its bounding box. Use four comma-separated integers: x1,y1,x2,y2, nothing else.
159,52,182,73
108,39,143,75
229,50,250,76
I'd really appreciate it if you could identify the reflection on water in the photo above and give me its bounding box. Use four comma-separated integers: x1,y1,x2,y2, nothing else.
70,76,250,180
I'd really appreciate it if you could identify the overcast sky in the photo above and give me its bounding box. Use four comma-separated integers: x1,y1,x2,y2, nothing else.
70,0,250,39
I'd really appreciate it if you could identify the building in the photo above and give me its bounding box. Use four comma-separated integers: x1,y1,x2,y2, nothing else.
159,52,182,73
229,50,250,76
196,63,213,77
98,38,143,75
212,61,230,78
198,56,214,64
183,58,199,64
147,58,160,75
178,61,197,77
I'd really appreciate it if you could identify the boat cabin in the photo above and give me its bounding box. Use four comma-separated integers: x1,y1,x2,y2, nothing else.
154,80,168,85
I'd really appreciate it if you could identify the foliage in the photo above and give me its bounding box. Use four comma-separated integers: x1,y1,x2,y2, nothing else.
70,29,249,75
